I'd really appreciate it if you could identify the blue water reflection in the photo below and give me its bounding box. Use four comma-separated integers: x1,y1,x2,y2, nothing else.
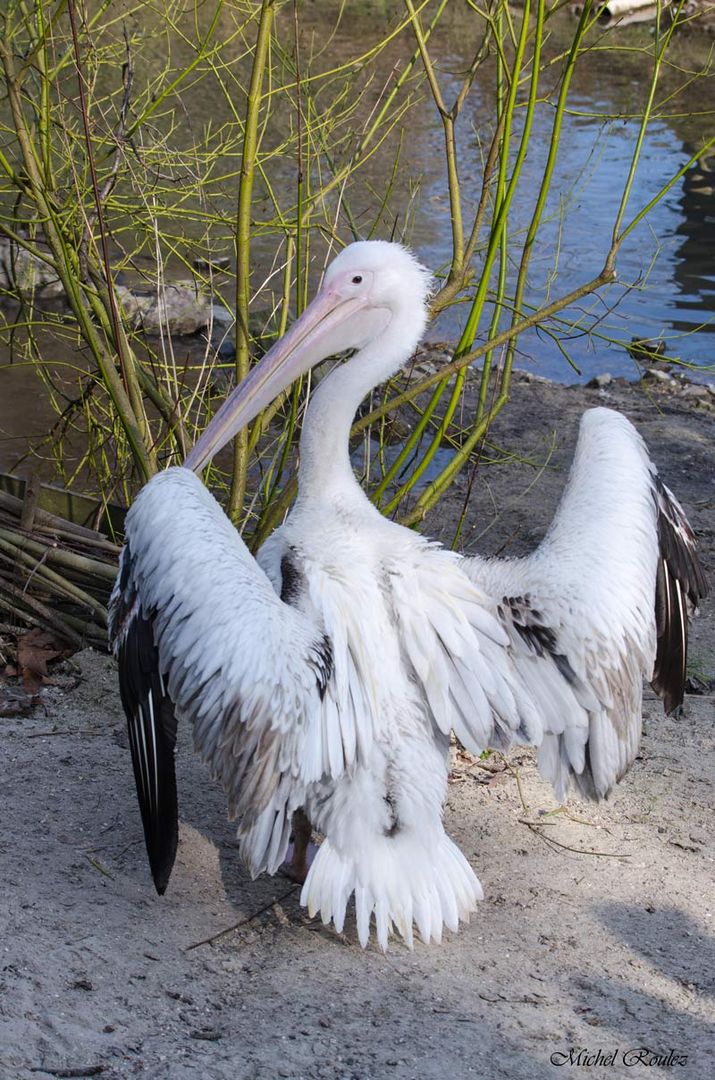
417,92,714,383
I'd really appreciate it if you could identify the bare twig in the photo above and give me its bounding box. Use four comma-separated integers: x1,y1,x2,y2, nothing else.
86,855,115,879
519,820,631,860
185,883,300,951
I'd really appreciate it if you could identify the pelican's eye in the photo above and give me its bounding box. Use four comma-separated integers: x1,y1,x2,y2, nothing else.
352,275,363,285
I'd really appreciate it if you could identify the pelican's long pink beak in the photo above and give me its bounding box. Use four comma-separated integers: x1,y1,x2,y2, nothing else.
184,284,366,473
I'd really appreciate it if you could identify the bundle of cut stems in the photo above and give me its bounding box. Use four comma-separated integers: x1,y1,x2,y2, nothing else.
0,490,119,650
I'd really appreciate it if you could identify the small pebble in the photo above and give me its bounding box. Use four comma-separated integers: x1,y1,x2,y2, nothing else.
681,384,710,399
587,373,613,388
643,368,675,385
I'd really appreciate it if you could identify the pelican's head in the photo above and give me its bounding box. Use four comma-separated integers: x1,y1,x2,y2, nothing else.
321,240,433,346
185,241,433,473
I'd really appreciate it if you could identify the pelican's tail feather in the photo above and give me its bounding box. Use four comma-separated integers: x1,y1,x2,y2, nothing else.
300,830,482,951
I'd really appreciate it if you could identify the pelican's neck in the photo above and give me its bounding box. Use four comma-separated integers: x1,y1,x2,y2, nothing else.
297,334,411,502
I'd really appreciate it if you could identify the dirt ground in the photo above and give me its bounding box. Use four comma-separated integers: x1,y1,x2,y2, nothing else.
1,374,713,1080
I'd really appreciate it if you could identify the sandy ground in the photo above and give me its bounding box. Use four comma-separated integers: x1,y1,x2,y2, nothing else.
1,375,713,1080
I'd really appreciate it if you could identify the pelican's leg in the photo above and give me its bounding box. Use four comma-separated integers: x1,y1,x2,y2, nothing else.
281,808,315,884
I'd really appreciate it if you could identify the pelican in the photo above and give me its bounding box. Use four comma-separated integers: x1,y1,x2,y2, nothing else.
109,241,708,950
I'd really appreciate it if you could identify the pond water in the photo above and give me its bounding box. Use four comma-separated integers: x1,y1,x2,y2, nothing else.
423,97,715,383
1,4,714,480
374,15,715,383
270,3,714,383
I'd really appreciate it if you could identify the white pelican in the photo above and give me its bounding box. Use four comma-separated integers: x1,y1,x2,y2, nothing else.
109,241,708,950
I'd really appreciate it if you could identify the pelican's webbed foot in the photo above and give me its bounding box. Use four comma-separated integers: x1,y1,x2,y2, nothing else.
281,808,315,884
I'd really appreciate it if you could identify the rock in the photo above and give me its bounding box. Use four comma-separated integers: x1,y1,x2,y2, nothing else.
586,373,614,389
679,384,713,408
204,304,236,366
0,235,63,298
116,280,213,336
211,302,234,330
192,255,231,273
413,360,440,377
627,336,667,362
0,234,230,337
642,368,676,386
382,413,414,443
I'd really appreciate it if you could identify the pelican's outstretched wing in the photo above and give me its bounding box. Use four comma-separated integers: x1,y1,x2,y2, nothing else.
462,407,708,800
109,467,349,893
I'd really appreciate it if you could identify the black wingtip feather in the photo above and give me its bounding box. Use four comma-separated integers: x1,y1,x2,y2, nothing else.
146,691,179,896
118,606,179,895
651,477,709,715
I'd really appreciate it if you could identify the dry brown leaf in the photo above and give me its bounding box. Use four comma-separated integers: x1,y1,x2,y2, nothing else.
16,627,75,693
